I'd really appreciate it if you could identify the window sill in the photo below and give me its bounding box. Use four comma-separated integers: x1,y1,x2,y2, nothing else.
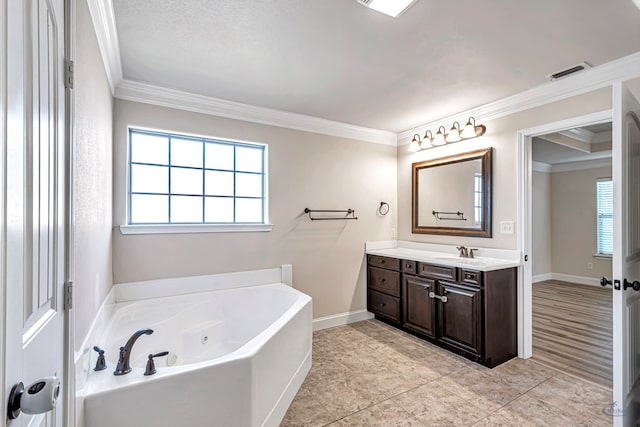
119,224,273,235
593,253,613,260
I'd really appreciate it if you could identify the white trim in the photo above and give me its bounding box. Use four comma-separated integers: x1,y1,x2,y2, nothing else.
550,157,612,173
547,273,607,288
517,109,614,361
532,161,551,173
85,0,122,94
532,273,552,283
119,223,273,235
115,79,398,146
312,310,374,331
398,52,640,145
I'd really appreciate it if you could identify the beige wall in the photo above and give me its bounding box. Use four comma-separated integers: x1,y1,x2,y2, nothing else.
112,100,397,318
73,0,114,350
550,166,612,279
532,171,551,276
397,88,612,249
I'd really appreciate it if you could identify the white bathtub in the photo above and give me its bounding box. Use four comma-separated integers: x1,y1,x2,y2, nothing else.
82,267,312,427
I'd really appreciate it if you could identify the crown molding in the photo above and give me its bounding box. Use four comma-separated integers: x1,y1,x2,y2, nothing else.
115,79,398,146
532,162,552,173
557,127,594,143
398,51,640,145
550,156,612,173
86,0,123,94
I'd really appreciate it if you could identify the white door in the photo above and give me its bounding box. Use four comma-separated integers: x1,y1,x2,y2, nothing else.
612,82,640,427
3,0,67,425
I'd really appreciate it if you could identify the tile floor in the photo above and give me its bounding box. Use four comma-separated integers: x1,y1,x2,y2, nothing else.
282,320,613,426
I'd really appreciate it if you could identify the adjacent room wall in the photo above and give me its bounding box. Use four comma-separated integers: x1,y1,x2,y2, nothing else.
397,87,612,250
112,100,398,319
74,0,114,352
550,165,612,280
532,170,551,276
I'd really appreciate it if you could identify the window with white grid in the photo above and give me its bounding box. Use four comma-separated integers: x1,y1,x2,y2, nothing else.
128,129,267,226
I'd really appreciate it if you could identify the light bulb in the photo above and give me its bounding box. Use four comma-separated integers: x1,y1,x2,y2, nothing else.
432,126,446,146
445,122,461,143
461,117,477,139
420,131,433,149
408,134,420,152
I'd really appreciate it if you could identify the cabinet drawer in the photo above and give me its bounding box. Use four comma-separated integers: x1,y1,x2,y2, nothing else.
418,263,457,281
460,269,482,286
368,267,400,297
368,290,400,323
367,255,400,271
401,260,417,274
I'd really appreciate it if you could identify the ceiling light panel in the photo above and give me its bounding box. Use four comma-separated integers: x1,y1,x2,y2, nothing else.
357,0,418,17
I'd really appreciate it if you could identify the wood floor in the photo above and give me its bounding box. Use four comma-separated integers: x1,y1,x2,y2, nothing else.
532,280,612,388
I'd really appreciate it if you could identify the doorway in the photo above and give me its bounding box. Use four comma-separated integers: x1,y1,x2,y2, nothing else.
530,123,613,388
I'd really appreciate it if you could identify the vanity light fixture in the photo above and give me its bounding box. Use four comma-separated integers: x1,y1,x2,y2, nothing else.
408,117,487,152
432,126,446,146
408,134,421,152
445,122,462,143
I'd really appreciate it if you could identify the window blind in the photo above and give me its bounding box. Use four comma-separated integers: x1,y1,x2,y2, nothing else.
596,179,613,255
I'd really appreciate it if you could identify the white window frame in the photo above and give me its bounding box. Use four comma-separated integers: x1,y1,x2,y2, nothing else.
120,128,271,235
474,172,482,225
596,177,613,257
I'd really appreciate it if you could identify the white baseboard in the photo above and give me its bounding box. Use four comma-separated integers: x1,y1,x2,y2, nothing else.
532,273,552,283
534,272,603,287
312,309,374,331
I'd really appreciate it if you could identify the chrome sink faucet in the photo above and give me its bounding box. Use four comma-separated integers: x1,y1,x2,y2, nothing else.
456,246,479,258
114,328,154,376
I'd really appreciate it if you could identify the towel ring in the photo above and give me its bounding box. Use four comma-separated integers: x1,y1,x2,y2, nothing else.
378,202,389,216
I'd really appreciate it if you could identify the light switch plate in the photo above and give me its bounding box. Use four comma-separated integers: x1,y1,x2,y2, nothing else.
500,221,514,234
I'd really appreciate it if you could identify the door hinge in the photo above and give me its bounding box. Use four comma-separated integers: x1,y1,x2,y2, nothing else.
64,59,74,89
64,281,73,310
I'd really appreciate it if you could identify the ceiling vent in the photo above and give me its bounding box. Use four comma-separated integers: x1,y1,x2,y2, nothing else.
356,0,418,17
546,62,591,81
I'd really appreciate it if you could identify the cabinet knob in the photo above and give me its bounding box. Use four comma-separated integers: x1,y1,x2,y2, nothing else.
379,303,386,307
380,278,386,283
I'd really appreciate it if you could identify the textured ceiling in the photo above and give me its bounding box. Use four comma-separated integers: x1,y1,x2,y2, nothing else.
112,0,640,133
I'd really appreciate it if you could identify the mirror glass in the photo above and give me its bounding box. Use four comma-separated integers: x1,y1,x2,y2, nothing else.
412,148,492,237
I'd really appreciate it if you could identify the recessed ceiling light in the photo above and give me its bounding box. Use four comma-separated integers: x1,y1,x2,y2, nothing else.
356,0,418,17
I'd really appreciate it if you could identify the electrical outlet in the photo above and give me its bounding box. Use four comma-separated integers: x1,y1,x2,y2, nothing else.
500,221,514,234
391,227,397,238
587,262,593,270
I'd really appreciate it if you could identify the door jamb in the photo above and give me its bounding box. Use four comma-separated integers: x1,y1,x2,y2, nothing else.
516,108,613,358
63,0,76,425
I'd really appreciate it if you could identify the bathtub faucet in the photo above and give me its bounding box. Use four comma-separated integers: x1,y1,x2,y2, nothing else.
113,328,154,376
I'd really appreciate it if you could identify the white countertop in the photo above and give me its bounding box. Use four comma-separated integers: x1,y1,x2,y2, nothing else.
365,246,521,272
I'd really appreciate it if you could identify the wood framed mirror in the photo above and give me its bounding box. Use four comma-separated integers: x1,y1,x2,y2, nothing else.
412,148,492,237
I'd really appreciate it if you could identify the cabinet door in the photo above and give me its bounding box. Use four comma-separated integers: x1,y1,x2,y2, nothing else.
437,281,482,356
402,276,436,338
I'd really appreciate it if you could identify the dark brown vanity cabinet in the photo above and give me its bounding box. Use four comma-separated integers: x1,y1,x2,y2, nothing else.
367,254,517,368
437,280,482,356
402,275,436,338
367,255,401,324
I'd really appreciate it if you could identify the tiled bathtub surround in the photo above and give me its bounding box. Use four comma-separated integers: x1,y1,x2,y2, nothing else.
282,320,612,426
